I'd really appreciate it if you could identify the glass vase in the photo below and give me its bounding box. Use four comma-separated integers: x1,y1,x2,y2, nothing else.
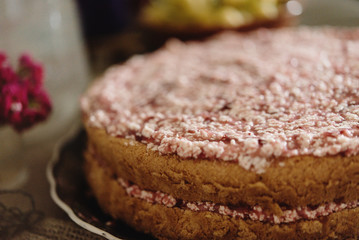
0,0,89,144
0,126,28,189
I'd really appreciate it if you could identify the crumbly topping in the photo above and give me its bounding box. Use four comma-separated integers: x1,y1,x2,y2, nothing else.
82,27,359,173
118,177,359,224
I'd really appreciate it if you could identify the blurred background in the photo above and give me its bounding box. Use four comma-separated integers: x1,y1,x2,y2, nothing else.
77,0,359,75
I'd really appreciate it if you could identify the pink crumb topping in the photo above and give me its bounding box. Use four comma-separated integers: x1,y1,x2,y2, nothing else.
82,27,359,173
118,177,359,224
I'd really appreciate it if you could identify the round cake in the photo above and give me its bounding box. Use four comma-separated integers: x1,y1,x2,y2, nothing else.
81,27,359,240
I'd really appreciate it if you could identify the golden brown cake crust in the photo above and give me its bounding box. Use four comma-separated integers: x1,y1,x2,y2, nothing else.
84,150,359,240
85,123,359,215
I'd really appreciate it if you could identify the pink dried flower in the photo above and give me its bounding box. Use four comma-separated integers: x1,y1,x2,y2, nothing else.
19,54,44,90
0,82,28,123
0,52,52,132
0,67,18,87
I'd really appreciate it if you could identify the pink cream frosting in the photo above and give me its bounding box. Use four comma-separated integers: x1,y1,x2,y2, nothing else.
82,27,359,173
118,177,359,224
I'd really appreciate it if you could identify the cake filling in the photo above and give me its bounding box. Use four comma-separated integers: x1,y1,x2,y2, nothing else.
118,177,359,224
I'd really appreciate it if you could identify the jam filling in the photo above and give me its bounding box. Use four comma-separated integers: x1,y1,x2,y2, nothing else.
118,177,359,224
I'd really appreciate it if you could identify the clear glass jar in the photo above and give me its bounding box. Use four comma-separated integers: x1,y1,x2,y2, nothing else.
0,0,89,145
0,126,27,189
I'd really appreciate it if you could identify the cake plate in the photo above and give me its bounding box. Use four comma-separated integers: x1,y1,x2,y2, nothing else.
47,127,155,240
